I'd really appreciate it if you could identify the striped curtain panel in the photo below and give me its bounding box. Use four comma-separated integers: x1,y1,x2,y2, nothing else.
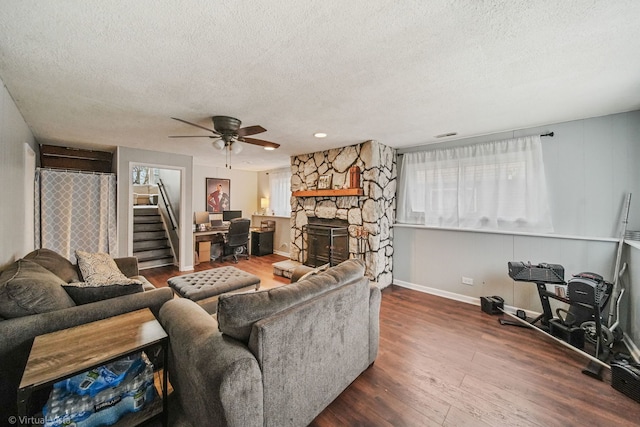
35,168,117,262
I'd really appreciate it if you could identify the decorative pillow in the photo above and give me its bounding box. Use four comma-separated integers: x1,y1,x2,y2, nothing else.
75,251,142,286
0,259,76,318
62,281,143,305
23,248,80,283
298,263,330,282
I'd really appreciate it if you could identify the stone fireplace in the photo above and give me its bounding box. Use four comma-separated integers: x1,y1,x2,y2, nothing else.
290,140,397,287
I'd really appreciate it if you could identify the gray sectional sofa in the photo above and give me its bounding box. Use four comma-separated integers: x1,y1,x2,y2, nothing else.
0,249,173,423
159,258,381,427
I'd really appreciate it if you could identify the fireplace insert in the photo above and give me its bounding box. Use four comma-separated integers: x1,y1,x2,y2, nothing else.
302,223,349,267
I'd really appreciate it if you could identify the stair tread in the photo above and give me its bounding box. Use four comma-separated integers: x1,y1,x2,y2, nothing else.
133,246,172,252
133,237,168,242
137,254,174,262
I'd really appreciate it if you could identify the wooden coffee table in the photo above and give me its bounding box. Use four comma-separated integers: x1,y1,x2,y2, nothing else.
18,308,168,426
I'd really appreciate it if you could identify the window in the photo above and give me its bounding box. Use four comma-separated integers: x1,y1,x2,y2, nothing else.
397,136,553,232
132,166,158,185
269,169,291,216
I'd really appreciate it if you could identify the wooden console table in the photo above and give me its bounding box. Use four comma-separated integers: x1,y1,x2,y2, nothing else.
18,308,168,426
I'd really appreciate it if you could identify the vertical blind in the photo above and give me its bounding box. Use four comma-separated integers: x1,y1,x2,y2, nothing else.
397,135,553,232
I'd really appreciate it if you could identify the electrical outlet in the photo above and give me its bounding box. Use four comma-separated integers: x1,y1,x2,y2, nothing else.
461,276,474,285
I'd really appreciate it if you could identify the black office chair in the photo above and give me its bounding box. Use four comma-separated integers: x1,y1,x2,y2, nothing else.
222,218,251,263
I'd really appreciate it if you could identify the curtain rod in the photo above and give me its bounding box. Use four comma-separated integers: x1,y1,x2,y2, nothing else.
38,167,114,176
541,132,554,137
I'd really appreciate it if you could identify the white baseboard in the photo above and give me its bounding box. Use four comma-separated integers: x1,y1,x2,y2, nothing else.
273,250,290,257
393,280,541,319
394,279,480,306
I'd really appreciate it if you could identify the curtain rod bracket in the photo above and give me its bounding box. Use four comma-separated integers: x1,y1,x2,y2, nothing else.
540,132,554,137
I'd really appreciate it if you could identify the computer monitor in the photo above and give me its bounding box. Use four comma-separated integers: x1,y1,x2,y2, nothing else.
194,211,210,225
222,210,242,221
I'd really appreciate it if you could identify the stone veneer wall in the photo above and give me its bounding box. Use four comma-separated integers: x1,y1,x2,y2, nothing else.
290,140,397,287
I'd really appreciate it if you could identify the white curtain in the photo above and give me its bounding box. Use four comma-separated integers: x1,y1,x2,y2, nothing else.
269,169,292,216
35,168,117,262
397,136,553,232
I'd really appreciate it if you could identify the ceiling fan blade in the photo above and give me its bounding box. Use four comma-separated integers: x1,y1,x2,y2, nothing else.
171,117,220,135
240,137,280,149
237,125,267,137
168,135,216,138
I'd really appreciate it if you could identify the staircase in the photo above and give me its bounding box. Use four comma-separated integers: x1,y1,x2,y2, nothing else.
133,206,174,269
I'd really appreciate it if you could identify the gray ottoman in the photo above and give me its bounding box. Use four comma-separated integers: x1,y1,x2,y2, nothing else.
168,266,260,313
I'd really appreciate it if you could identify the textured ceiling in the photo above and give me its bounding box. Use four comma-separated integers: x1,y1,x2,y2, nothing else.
1,1,639,171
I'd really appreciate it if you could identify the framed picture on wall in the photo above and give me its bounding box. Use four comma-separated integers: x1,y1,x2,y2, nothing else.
206,178,230,213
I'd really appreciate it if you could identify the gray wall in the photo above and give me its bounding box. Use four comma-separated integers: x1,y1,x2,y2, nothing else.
626,245,640,352
0,79,36,267
394,111,640,351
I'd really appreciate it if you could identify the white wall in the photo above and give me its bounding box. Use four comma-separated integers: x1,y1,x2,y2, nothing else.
0,79,36,266
116,147,193,269
394,111,640,321
192,165,258,218
157,168,181,223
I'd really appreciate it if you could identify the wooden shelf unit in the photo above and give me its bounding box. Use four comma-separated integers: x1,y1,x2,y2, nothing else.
292,188,363,197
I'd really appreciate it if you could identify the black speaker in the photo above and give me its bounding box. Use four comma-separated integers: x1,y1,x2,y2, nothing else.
611,360,640,403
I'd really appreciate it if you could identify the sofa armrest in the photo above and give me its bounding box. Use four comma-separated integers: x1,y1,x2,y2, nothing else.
369,283,381,365
0,287,172,356
114,257,139,277
159,299,263,427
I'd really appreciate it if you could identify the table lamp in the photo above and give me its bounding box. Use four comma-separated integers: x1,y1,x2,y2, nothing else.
260,198,269,215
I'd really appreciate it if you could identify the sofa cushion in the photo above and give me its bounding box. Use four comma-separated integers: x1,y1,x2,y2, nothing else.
0,259,76,318
62,281,144,305
217,259,365,343
75,251,143,286
23,248,80,283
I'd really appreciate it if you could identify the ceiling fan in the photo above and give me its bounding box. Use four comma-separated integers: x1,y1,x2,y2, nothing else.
170,116,279,150
170,115,280,168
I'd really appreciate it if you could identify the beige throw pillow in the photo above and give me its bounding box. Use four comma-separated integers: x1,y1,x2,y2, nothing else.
75,251,142,286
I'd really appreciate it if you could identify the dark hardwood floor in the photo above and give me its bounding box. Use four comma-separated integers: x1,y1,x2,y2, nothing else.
144,256,640,426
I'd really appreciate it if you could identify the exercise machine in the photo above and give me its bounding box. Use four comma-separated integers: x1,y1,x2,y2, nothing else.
504,262,614,379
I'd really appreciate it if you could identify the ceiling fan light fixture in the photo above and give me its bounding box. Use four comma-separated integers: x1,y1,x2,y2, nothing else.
213,139,225,150
231,141,243,154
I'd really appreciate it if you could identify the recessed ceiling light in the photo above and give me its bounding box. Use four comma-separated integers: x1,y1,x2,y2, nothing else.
435,132,458,138
314,132,327,138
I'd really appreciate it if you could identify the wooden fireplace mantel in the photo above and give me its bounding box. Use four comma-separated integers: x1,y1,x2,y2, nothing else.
292,188,364,197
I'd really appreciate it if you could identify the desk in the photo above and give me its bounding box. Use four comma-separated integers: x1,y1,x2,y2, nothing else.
194,227,228,262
